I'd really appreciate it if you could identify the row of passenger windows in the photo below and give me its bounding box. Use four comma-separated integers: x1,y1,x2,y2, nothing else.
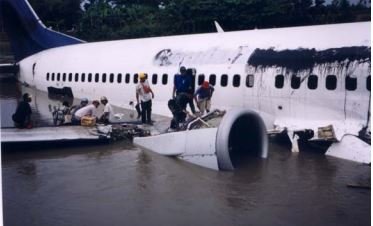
46,72,371,91
275,74,371,91
46,72,168,85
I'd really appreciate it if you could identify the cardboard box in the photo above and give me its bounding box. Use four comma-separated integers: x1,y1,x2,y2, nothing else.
81,116,96,127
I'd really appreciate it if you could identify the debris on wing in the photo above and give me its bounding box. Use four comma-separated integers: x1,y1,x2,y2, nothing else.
318,125,337,141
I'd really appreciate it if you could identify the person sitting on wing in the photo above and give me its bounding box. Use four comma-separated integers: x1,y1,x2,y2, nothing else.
72,100,100,124
70,98,89,117
12,93,33,128
99,96,113,124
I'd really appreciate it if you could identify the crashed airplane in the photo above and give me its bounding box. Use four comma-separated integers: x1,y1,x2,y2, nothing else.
1,0,370,170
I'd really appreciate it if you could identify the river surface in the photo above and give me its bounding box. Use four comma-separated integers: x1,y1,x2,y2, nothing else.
1,77,370,226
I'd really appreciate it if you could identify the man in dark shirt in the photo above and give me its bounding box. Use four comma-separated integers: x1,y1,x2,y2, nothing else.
12,93,32,128
173,66,196,114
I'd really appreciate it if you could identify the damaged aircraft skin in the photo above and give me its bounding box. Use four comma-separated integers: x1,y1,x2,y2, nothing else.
1,0,370,170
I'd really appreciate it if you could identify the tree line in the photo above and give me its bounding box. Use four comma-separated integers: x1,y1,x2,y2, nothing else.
29,0,371,41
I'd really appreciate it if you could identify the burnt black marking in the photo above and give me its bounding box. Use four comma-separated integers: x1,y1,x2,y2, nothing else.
247,46,371,72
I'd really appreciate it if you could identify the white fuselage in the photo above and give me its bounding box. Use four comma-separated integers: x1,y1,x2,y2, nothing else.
17,22,371,136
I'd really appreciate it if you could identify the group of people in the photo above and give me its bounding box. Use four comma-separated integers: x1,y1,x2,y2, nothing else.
12,94,114,128
12,66,214,129
169,66,215,129
134,66,214,129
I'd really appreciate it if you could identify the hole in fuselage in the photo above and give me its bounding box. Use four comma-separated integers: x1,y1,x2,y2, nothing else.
228,114,263,169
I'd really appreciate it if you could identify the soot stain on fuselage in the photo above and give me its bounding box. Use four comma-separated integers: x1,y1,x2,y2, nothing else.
247,46,371,72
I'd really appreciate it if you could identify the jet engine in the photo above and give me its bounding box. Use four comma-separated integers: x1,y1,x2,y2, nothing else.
133,108,268,170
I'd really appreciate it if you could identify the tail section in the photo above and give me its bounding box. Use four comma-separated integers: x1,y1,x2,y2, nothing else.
0,0,84,61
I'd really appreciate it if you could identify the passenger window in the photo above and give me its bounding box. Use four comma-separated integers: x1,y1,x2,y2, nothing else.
367,76,371,91
46,73,50,81
81,73,85,82
110,73,114,83
345,76,357,91
95,73,99,83
51,73,55,81
102,73,107,83
209,74,216,86
62,73,66,82
134,74,138,84
68,73,72,82
152,74,158,84
221,74,228,87
326,75,337,90
198,74,205,85
88,73,92,82
125,73,130,84
233,74,240,87
57,73,61,81
291,75,300,89
307,75,318,90
275,74,284,88
117,73,122,83
75,73,79,82
246,74,254,87
162,74,168,85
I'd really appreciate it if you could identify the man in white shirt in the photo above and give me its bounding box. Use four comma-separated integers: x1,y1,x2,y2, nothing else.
136,73,154,124
72,100,100,124
99,96,113,124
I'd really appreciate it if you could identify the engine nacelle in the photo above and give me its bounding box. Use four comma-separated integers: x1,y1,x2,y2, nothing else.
133,108,268,170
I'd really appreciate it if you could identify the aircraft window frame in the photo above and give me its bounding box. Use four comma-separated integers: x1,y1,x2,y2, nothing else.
246,74,254,88
291,75,301,89
233,74,241,87
88,73,92,82
345,75,357,91
162,74,168,85
307,74,318,90
198,74,205,85
57,73,61,81
46,73,50,81
102,73,107,83
367,76,371,91
95,73,99,83
68,73,72,82
152,73,158,85
81,73,86,82
51,73,55,81
209,74,216,86
275,74,284,89
117,73,122,83
221,74,228,87
109,73,114,83
326,75,337,90
125,73,130,84
62,73,66,82
75,73,79,82
134,73,138,84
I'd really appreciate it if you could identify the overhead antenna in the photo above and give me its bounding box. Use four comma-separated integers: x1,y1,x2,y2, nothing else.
214,21,224,33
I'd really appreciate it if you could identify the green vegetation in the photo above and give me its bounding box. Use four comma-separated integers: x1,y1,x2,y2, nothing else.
29,0,371,41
